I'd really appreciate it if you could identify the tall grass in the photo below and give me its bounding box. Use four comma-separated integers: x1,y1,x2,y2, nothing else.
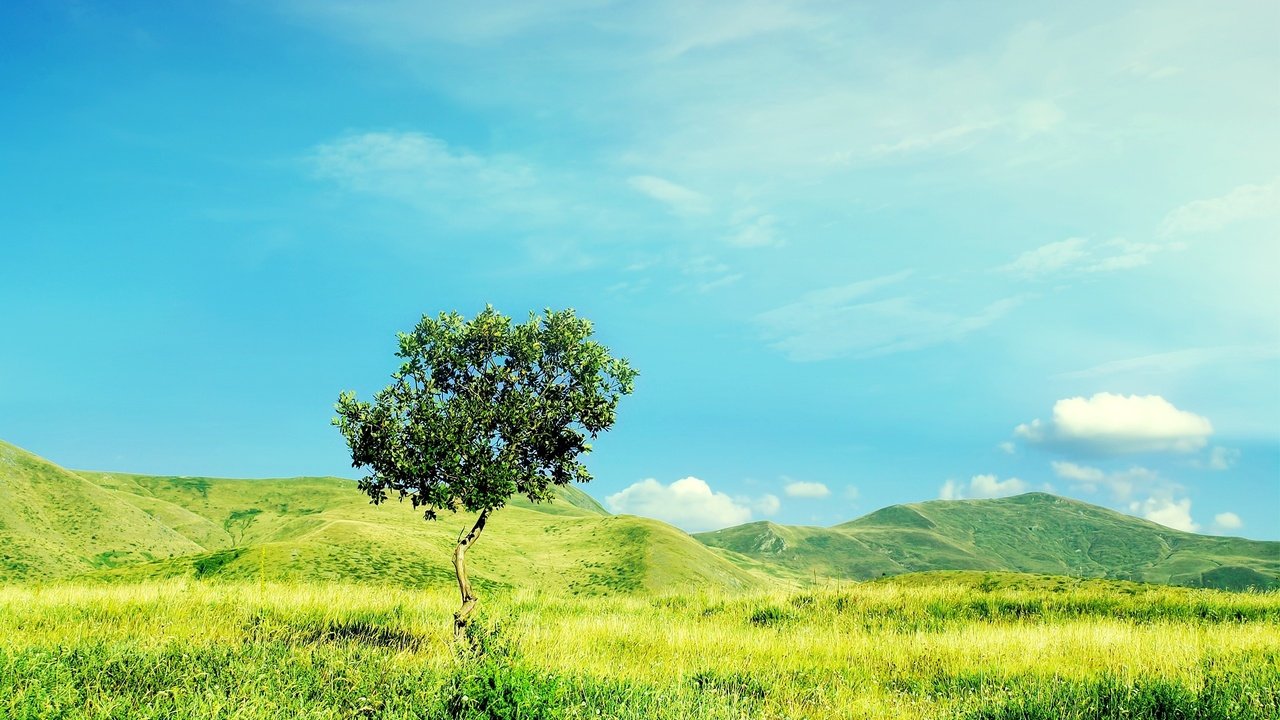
1,579,1276,719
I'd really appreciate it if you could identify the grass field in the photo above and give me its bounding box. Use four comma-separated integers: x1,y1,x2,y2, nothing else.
5,440,1279,717
2,574,1277,719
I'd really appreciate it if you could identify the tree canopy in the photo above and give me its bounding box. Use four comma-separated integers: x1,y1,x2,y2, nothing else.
333,306,636,638
335,306,636,518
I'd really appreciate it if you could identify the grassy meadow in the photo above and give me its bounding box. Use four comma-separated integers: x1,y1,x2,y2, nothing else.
4,441,1279,718
2,574,1277,719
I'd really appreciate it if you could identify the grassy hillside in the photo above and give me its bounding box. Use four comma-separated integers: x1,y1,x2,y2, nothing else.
0,441,203,580
698,492,1280,591
6,439,1276,594
1,440,764,594
74,470,765,594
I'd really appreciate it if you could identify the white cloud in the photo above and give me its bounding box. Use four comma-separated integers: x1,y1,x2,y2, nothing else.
1212,512,1243,532
1000,238,1176,280
969,474,1028,498
998,441,1017,455
627,175,711,216
1015,393,1213,454
1051,461,1199,532
939,479,961,500
309,131,560,225
1130,496,1198,533
728,213,781,247
783,480,830,498
1051,461,1158,501
1160,179,1278,236
606,477,752,532
757,271,1020,361
1051,460,1105,484
939,474,1028,500
752,494,781,515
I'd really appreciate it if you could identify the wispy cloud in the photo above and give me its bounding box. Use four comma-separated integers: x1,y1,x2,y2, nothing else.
1160,179,1278,237
868,121,997,158
1056,345,1280,380
999,238,1090,277
696,273,743,293
726,212,781,247
757,272,1019,361
999,237,1177,279
309,131,558,226
1203,446,1240,471
627,175,711,216
655,1,817,59
1051,461,1157,501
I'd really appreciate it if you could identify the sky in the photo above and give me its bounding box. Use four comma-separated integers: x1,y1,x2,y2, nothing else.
2,1,1277,539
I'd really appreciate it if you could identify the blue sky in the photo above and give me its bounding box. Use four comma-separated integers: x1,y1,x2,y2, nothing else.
2,1,1277,538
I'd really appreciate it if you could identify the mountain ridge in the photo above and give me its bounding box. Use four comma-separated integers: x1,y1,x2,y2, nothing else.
697,491,1280,591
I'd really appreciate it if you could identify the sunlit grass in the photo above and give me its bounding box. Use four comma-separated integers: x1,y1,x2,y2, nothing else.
2,578,1277,719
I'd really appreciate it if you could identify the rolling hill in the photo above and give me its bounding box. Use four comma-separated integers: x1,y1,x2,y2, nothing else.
3,439,1277,592
0,440,766,594
0,441,204,579
696,493,1280,591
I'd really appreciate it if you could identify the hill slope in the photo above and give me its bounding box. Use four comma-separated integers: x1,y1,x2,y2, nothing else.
1,441,766,594
696,493,1280,590
6,440,1276,593
0,441,204,579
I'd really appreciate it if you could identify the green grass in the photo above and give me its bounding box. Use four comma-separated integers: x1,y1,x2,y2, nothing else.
1,577,1276,719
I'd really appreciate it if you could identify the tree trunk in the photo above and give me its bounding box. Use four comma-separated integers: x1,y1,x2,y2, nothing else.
452,509,489,641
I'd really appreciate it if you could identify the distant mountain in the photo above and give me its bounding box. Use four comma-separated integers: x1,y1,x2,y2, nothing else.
695,493,1280,591
0,440,765,594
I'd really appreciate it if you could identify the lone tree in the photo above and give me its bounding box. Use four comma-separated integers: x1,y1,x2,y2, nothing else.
333,306,636,639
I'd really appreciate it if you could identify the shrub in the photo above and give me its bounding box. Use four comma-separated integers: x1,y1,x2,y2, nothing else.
444,663,563,720
192,548,243,578
748,605,794,627
445,618,565,720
